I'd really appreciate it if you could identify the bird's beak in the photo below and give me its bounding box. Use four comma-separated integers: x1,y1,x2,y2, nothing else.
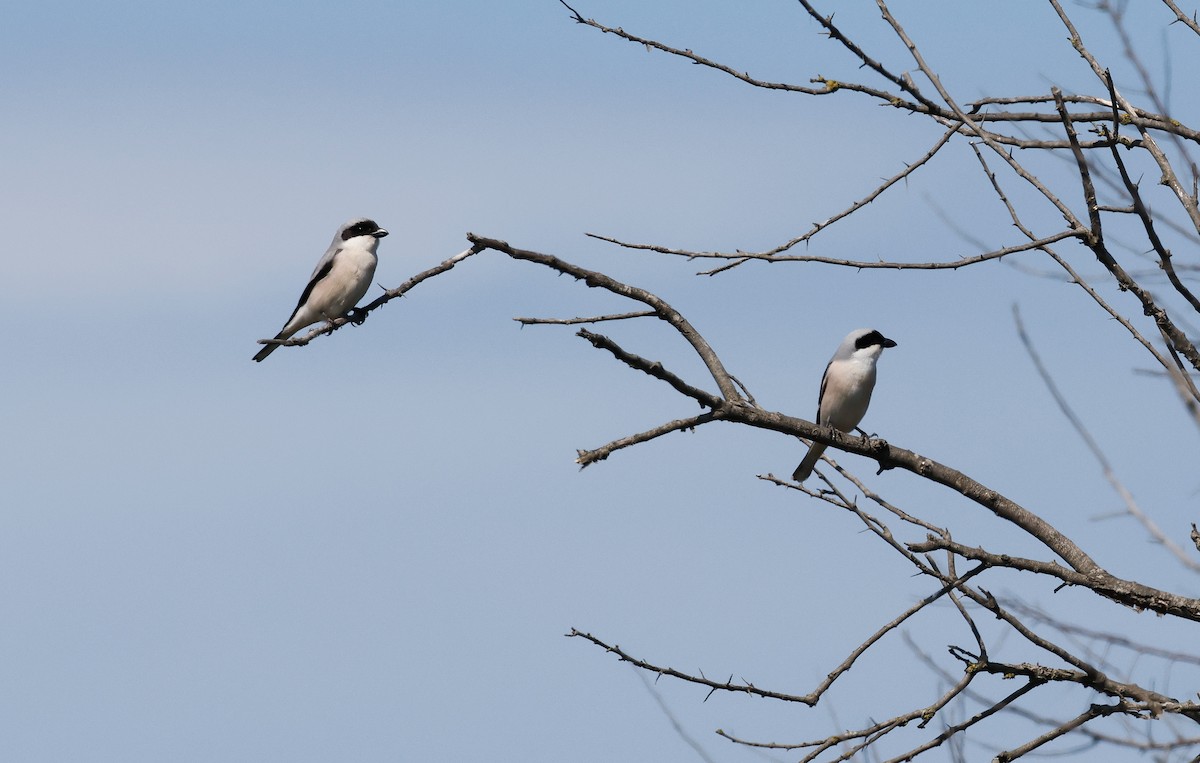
882,337,898,348
374,228,389,238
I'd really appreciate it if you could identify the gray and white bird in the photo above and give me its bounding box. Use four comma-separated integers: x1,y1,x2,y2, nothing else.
792,328,897,482
253,217,388,362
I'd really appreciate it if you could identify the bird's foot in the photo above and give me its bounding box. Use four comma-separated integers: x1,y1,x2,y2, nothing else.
347,307,368,326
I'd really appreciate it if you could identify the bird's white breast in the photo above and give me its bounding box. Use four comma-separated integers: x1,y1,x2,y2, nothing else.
821,358,877,431
320,246,378,314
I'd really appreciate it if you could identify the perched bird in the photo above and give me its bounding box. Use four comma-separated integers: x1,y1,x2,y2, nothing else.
253,218,388,362
792,328,897,482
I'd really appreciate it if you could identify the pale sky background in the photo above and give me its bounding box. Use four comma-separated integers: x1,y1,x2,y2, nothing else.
2,1,1198,761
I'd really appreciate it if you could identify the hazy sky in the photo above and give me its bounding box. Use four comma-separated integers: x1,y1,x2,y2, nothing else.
3,1,1198,761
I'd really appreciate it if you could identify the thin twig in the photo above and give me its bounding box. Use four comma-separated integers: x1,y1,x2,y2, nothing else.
575,411,719,468
467,233,743,402
513,310,655,326
565,628,817,705
587,229,1079,270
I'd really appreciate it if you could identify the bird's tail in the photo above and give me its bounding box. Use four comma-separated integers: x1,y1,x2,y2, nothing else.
252,331,290,363
792,443,827,482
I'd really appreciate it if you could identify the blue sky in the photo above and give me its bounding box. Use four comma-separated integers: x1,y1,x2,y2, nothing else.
2,1,1198,761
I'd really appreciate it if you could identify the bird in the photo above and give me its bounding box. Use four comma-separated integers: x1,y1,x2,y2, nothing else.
253,217,388,362
792,328,897,482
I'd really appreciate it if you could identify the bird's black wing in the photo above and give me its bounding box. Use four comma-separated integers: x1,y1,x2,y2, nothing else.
284,250,339,324
815,360,832,424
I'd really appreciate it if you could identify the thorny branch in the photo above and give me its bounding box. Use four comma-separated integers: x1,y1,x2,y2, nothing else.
512,310,655,326
1162,0,1200,36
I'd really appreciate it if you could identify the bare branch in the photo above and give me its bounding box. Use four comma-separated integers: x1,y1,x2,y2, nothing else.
1161,0,1200,35
1052,87,1103,242
795,0,941,110
588,229,1081,270
716,669,979,761
558,0,856,97
514,310,655,326
575,411,718,469
574,329,722,409
905,537,1087,587
466,234,743,402
565,628,817,705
